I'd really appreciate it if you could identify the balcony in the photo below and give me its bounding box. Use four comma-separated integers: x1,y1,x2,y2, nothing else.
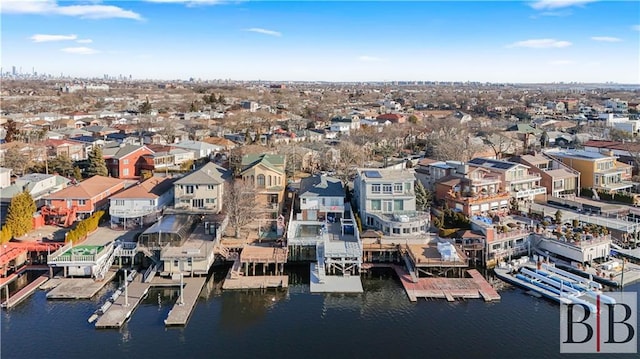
513,187,546,198
508,173,541,184
110,206,158,218
447,190,510,204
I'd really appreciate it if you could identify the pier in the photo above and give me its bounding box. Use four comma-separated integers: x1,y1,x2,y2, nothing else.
393,265,500,302
1,274,49,309
222,245,288,290
46,270,118,299
164,276,207,326
95,277,151,329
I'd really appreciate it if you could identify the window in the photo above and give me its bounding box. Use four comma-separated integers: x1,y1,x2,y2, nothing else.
394,183,403,193
257,174,265,188
149,200,154,205
123,168,129,176
123,159,129,165
185,185,194,194
403,228,410,234
383,200,393,212
383,184,392,193
206,198,216,204
174,259,179,267
370,199,381,211
115,200,124,206
302,198,307,205
371,184,381,193
78,200,86,206
208,185,215,190
394,200,404,211
187,258,192,265
393,228,400,234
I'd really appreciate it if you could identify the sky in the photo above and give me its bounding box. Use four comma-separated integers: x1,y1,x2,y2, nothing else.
1,0,639,83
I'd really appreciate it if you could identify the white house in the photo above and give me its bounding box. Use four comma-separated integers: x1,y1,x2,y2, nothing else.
109,177,176,228
353,168,431,240
174,140,223,160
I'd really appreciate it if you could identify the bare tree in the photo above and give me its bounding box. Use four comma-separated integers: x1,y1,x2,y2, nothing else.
224,179,258,238
480,130,517,159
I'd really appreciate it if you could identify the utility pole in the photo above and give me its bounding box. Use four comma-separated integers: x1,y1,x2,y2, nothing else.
179,273,184,306
124,269,129,307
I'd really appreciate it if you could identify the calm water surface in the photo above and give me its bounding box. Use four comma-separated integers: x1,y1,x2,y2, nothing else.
1,267,638,359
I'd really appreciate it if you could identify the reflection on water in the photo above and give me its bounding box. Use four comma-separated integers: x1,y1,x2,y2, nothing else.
1,266,638,359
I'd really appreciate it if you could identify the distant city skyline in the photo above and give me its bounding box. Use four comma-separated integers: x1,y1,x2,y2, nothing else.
2,0,639,84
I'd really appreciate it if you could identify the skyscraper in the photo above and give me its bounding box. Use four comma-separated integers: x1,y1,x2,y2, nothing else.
12,66,16,76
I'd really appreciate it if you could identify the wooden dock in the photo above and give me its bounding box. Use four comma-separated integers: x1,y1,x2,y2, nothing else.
393,265,500,302
95,278,151,329
164,277,207,326
1,275,49,309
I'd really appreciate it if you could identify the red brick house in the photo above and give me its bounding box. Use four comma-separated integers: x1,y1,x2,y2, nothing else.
376,113,406,124
103,145,154,179
42,175,129,223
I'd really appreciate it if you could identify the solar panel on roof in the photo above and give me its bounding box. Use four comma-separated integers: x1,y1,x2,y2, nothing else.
363,170,382,178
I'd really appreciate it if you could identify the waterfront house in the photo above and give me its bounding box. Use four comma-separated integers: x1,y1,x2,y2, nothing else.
353,168,431,241
109,177,176,229
545,149,633,194
468,157,547,205
42,175,129,222
240,154,287,218
513,152,580,198
298,175,345,221
174,162,231,212
103,144,154,179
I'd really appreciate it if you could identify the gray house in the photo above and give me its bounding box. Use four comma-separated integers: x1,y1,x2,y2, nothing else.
174,162,231,212
298,175,345,221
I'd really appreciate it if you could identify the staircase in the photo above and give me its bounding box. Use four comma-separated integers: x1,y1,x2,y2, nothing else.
216,242,238,261
94,243,120,281
401,252,419,283
143,263,158,283
316,242,326,283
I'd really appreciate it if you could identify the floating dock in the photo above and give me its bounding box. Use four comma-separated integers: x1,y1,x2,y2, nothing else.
1,275,49,309
95,278,151,329
309,263,363,293
46,270,117,299
164,276,207,326
393,265,500,302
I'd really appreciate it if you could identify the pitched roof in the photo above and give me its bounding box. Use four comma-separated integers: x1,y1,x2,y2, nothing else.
44,175,125,199
174,162,230,185
299,175,344,197
110,177,176,199
241,154,285,174
102,145,151,159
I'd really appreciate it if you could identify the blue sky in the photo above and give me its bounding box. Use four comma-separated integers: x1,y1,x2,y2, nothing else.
1,0,639,83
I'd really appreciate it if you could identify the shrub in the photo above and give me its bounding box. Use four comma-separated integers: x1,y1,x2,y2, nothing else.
65,211,105,244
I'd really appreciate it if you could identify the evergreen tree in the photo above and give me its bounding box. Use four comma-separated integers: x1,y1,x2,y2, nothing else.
86,146,108,177
72,166,83,181
49,154,74,177
138,97,152,114
415,180,432,212
5,191,36,238
4,119,18,143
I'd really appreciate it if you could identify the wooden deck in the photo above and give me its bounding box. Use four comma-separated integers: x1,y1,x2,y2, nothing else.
407,244,468,268
164,277,207,326
95,278,151,329
240,245,288,264
393,265,500,302
1,275,49,309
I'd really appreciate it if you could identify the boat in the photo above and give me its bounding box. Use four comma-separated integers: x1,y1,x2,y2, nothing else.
494,261,609,312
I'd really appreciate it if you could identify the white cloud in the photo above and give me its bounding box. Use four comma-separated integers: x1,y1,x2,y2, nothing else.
244,28,281,37
1,0,143,20
591,36,622,42
507,38,572,48
61,47,99,55
358,56,385,62
30,33,77,42
76,39,93,44
549,60,575,65
529,0,597,11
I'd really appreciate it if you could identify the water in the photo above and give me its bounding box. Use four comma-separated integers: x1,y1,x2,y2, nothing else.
1,268,638,359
